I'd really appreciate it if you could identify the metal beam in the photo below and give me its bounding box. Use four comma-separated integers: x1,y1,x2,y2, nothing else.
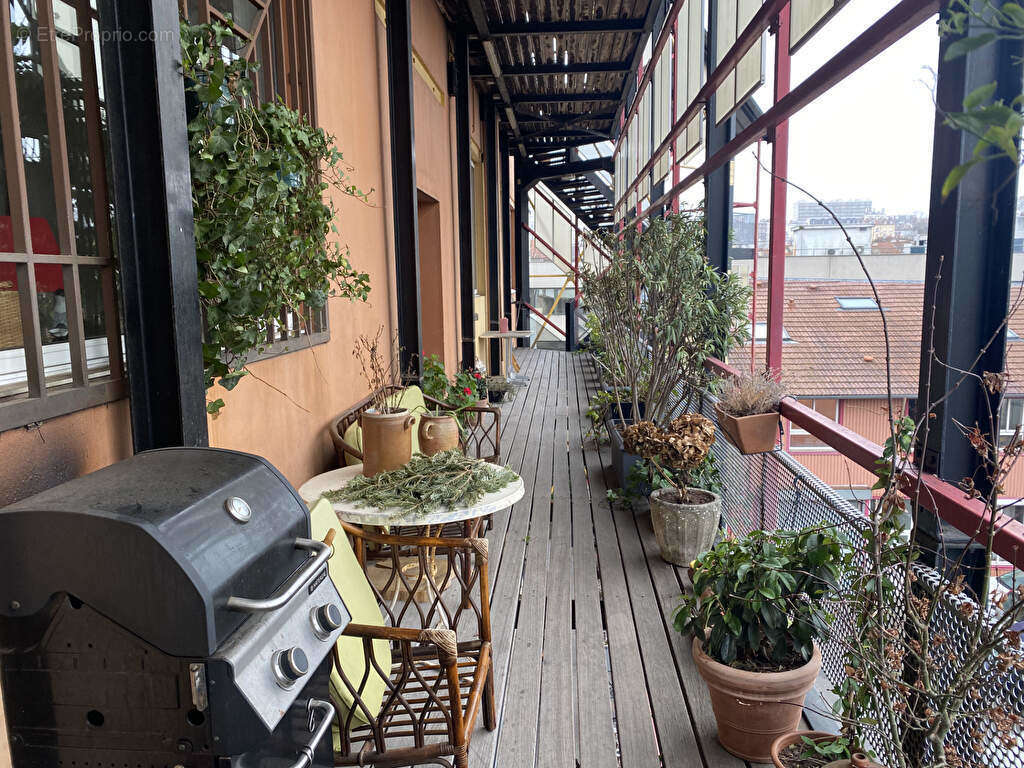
485,104,501,374
766,5,792,375
511,91,618,104
454,28,476,370
473,61,631,76
514,173,531,345
500,135,512,322
100,0,206,451
491,18,645,36
524,137,610,150
385,0,421,376
515,109,615,123
521,157,614,184
611,0,666,140
464,0,525,155
914,3,1024,591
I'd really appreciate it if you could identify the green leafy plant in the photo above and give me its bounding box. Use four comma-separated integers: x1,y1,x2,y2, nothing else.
940,1,1024,198
323,449,516,518
675,527,847,669
420,354,450,406
181,19,370,413
581,212,750,426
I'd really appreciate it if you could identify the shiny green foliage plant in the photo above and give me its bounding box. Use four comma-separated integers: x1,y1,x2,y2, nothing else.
181,19,370,413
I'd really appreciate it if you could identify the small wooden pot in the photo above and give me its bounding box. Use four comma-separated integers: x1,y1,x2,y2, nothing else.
359,409,415,476
418,412,460,456
715,403,781,455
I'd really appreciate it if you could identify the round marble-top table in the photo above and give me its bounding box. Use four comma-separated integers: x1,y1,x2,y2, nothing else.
298,463,526,528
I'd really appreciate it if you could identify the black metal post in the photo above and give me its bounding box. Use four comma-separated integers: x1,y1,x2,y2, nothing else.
704,0,734,275
100,0,207,451
914,6,1024,593
485,103,501,375
385,0,421,377
514,173,532,347
453,27,476,371
500,134,512,322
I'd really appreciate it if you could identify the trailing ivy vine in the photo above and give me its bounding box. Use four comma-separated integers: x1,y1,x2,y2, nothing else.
181,19,371,413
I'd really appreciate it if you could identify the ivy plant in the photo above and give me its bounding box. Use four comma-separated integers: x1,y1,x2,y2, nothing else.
675,526,847,669
181,19,371,413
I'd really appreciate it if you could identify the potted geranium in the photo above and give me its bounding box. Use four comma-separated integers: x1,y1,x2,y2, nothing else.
675,526,846,763
622,414,720,564
714,371,787,454
418,354,461,456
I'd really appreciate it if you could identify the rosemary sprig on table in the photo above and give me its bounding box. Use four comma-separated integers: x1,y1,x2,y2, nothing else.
323,450,517,518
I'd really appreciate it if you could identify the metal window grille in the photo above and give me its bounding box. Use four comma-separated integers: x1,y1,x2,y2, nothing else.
0,0,126,432
180,0,329,359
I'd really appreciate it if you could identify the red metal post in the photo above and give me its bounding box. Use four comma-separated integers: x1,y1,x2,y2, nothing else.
766,4,791,376
751,139,761,374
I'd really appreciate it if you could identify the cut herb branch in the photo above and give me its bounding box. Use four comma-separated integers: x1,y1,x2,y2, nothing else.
324,450,517,517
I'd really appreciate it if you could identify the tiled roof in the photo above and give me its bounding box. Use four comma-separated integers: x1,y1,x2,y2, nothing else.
727,280,1024,398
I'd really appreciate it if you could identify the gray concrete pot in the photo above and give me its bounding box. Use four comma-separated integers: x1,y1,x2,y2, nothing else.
649,488,721,566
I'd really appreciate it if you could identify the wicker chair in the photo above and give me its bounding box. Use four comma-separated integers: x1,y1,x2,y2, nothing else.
309,500,495,768
329,385,501,467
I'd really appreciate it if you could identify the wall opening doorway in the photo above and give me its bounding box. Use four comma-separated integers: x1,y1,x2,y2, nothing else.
417,190,445,363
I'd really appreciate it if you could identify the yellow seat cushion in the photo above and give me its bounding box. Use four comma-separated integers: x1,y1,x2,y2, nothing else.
341,386,426,466
308,499,391,728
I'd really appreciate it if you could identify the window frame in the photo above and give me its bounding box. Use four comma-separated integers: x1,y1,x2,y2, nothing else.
0,0,127,433
180,0,328,364
788,398,839,452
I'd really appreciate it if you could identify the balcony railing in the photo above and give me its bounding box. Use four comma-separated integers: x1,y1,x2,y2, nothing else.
687,360,1024,767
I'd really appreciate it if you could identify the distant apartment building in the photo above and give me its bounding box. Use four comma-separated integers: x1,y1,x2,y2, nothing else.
731,280,1024,516
795,198,873,224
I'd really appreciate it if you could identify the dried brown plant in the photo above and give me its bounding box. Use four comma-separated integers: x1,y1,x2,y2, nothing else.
353,326,403,413
716,371,788,417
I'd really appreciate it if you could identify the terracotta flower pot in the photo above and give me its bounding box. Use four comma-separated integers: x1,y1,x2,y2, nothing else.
770,731,884,768
714,403,781,455
418,412,460,456
359,409,415,477
692,638,822,763
649,488,721,565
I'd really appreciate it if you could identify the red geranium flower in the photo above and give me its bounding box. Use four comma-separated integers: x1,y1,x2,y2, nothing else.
463,387,472,395
474,372,482,379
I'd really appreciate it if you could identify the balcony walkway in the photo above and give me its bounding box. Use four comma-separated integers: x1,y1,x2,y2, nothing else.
471,348,748,768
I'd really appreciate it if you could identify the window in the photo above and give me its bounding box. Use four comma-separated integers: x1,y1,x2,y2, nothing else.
789,399,839,450
181,0,325,358
1,0,126,431
753,322,793,343
999,398,1024,447
836,296,879,310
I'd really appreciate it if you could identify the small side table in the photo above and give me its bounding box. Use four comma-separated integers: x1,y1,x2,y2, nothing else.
479,329,534,385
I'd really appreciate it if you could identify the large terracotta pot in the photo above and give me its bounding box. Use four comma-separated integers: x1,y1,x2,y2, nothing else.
692,638,822,763
715,403,781,455
770,731,883,768
649,488,721,565
418,412,460,456
360,409,415,477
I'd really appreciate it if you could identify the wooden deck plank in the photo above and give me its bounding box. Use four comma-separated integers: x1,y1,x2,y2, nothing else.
566,353,624,768
495,352,560,767
576,386,663,766
470,351,558,768
536,354,575,768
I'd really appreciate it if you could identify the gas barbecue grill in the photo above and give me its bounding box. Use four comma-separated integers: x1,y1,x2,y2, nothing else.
0,447,350,768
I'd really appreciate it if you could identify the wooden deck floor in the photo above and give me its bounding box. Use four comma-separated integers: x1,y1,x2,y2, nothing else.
469,349,751,768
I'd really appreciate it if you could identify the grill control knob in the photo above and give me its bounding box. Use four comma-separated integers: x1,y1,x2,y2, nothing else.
312,603,344,638
274,647,308,687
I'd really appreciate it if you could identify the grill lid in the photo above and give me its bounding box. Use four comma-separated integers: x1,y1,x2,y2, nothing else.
0,448,312,656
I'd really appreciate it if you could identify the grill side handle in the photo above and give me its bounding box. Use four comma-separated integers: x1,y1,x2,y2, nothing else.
286,698,335,768
225,539,332,612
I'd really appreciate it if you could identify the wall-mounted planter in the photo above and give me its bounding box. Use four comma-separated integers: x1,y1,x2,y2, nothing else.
714,404,781,455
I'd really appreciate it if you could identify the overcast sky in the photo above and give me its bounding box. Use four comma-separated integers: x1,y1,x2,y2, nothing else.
732,1,941,216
